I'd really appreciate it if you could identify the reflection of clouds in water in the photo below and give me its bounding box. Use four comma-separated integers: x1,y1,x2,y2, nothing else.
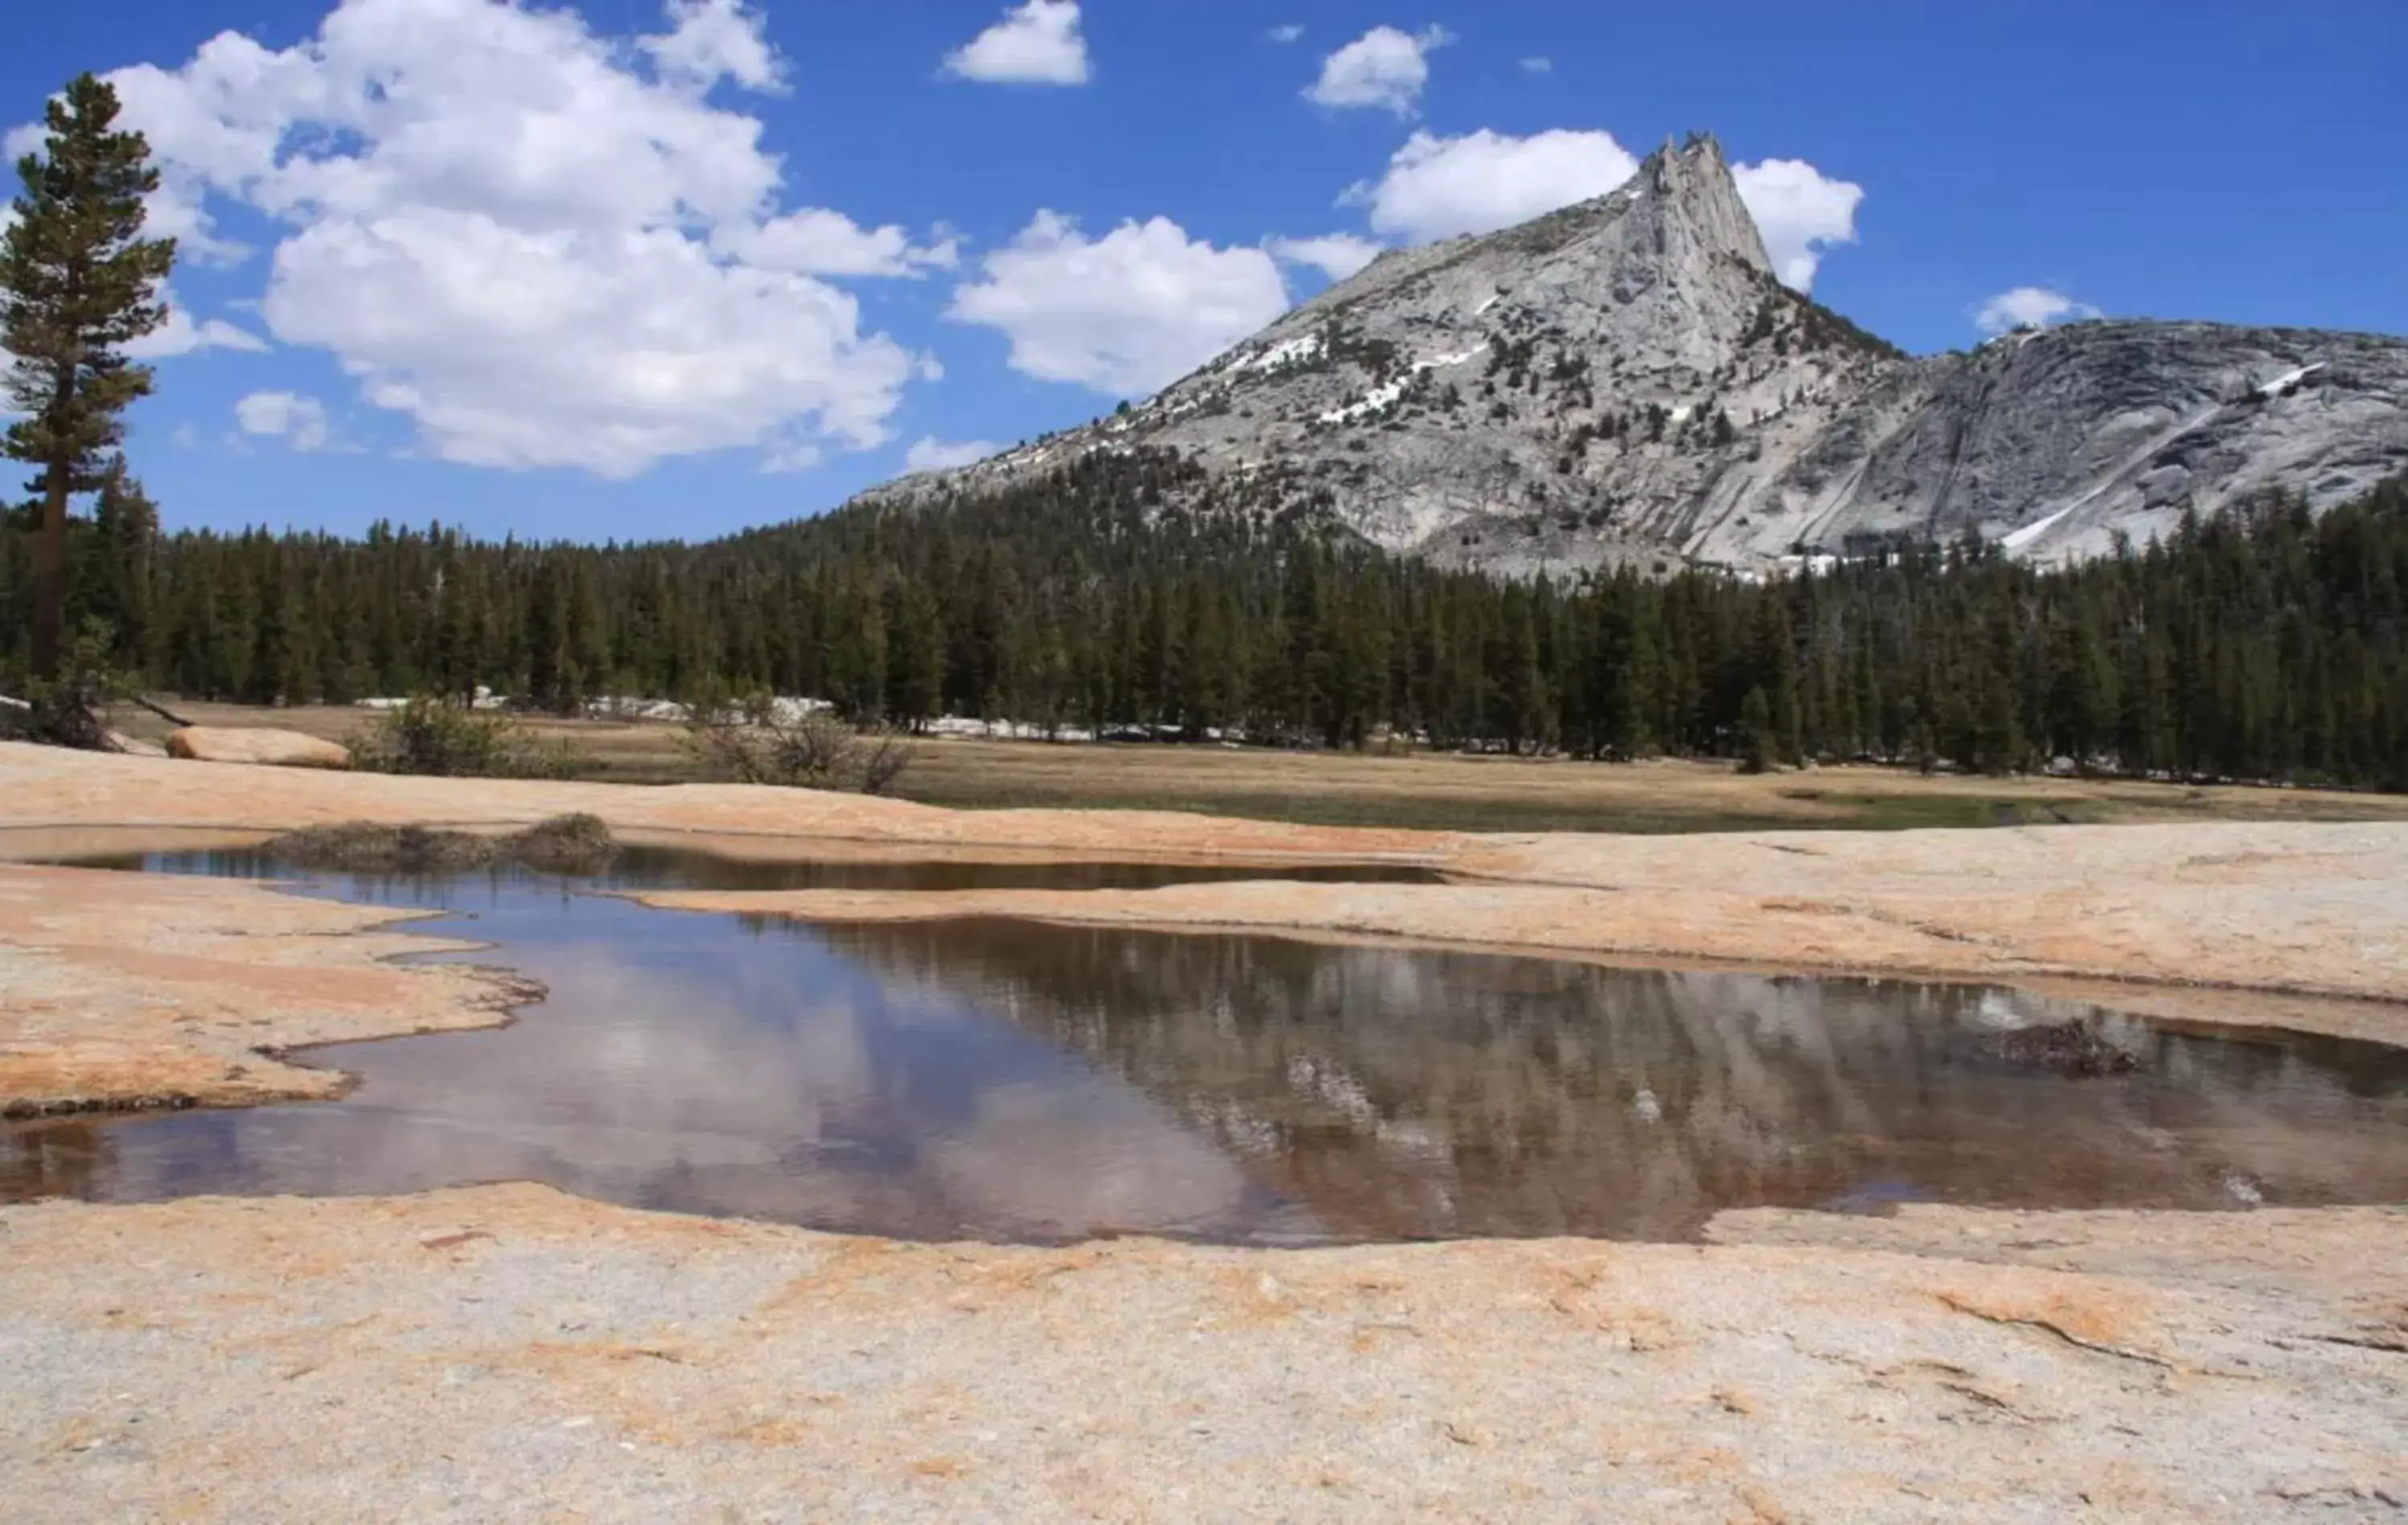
925,1080,1249,1235
60,938,872,1200
433,942,879,1172
19,885,2408,1246
53,918,1257,1240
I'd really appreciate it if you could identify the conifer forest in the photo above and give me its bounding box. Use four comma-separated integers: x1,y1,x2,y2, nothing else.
6,449,2405,789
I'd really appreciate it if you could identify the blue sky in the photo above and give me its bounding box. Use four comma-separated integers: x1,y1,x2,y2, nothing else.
6,0,2405,543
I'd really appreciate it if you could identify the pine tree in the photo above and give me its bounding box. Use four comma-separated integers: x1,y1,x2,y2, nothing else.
1749,596,1804,764
2118,625,2177,776
1490,584,1547,754
79,465,156,673
2047,606,2117,767
1739,686,1776,773
525,559,573,712
566,558,607,709
884,574,944,729
826,567,888,719
2,75,174,680
1972,662,2028,775
1588,585,1658,758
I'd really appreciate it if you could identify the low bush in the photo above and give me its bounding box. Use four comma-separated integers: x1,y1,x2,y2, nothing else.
0,622,126,752
348,696,587,779
682,698,914,795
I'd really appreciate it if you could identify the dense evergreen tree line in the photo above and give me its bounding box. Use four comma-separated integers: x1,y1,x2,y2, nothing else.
6,451,2406,789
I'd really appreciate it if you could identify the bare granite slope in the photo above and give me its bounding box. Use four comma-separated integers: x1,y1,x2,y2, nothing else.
868,136,2408,576
4,1185,2403,1522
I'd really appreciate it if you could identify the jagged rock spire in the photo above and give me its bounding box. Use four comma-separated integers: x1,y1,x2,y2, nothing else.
1628,132,1772,277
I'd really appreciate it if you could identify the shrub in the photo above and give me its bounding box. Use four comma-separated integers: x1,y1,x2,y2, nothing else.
348,696,587,779
682,701,914,795
1737,687,1777,775
0,621,125,751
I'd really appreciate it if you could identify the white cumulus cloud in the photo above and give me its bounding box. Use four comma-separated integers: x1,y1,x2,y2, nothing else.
1519,56,1553,74
22,0,936,478
943,1,1092,87
1974,286,2101,336
1345,128,1639,243
124,285,270,359
949,211,1291,396
643,0,786,92
1268,24,1306,44
1730,159,1864,292
1304,25,1453,116
235,389,330,451
1268,233,1385,282
714,209,958,278
905,437,1001,473
1343,128,1865,290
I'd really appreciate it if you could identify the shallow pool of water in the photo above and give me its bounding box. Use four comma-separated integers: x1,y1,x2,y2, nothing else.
7,854,2406,1244
45,844,1447,893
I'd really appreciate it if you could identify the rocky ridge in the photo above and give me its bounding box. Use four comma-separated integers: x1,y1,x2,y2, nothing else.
872,135,2408,575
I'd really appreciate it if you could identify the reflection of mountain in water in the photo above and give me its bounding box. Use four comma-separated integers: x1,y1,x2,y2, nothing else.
9,877,2408,1246
818,921,2408,1241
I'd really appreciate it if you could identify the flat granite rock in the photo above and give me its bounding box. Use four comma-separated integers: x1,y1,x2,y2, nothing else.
2,1185,2404,1523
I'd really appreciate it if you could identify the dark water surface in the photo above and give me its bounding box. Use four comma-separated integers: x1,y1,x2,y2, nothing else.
44,843,1447,893
7,852,2407,1244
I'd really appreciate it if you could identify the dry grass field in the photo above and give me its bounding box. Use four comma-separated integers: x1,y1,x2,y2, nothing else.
107,698,2408,835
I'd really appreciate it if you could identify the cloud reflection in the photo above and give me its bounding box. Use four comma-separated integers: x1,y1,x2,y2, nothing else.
10,879,2408,1245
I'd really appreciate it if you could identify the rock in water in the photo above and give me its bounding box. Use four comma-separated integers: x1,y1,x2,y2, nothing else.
505,813,620,876
862,133,2408,576
1988,1021,2142,1077
263,824,499,872
261,815,620,876
167,726,355,771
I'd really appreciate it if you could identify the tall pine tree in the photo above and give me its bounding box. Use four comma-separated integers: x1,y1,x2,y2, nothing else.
2,74,174,680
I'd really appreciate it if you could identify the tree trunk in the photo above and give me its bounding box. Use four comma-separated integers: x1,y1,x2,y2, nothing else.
31,469,69,681
125,692,193,727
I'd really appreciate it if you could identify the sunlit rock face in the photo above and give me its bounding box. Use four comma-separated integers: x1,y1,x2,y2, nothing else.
866,136,2408,576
